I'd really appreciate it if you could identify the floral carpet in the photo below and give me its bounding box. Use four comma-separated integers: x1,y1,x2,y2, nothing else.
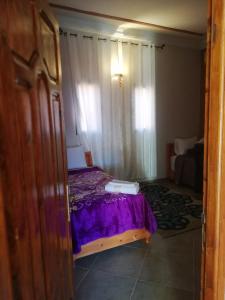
140,182,202,237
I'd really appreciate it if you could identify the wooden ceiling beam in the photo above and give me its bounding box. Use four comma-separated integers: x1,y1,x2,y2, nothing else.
50,3,203,37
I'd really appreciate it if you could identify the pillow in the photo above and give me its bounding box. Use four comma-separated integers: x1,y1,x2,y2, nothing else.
174,136,197,155
67,146,87,169
197,137,204,144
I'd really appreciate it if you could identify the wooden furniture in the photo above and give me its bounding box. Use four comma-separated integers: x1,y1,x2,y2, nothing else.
0,1,73,299
75,229,151,259
68,167,155,260
166,142,204,192
69,153,152,260
166,143,175,180
84,151,94,167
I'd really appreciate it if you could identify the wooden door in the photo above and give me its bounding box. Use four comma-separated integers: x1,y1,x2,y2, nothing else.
201,0,225,299
0,30,16,300
0,1,73,299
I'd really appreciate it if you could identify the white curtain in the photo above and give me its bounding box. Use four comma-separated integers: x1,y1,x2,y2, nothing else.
60,31,157,180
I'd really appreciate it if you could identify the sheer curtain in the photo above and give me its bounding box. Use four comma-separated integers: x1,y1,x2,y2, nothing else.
60,31,157,180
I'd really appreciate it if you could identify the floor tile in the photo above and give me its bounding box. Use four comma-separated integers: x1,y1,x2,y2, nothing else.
76,253,99,268
148,231,194,256
93,246,146,278
140,244,194,291
132,281,194,300
193,229,202,299
139,253,169,284
166,253,194,291
124,239,150,249
74,266,88,288
131,281,155,299
76,269,135,300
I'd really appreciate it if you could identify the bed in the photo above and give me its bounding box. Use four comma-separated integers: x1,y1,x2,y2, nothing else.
68,166,157,259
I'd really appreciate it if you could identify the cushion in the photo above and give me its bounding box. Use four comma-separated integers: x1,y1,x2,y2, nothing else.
67,146,87,169
174,136,197,155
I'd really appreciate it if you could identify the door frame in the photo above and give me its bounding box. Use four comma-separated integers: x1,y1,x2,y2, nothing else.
201,0,225,299
0,0,224,299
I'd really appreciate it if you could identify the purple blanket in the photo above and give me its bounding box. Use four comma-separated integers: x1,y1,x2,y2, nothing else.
68,167,157,254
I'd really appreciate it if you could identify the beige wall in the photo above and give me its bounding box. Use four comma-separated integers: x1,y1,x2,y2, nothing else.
155,45,203,178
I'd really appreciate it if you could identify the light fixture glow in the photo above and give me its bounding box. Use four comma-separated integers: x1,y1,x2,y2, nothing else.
113,73,123,87
111,42,124,87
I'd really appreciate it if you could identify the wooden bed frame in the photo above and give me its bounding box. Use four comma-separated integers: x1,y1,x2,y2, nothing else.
74,228,151,260
73,152,151,260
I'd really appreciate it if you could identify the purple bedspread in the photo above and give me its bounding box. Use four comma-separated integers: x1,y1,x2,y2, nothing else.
68,167,157,254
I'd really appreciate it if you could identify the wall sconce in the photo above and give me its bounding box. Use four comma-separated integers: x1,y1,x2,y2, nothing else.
113,73,123,87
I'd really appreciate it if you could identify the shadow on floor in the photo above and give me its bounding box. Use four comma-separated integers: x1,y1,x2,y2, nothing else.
74,228,202,300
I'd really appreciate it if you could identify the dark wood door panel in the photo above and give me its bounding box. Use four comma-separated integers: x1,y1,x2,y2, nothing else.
36,75,62,300
0,44,35,300
7,0,38,67
0,32,15,300
39,11,59,82
0,1,74,299
51,95,73,299
0,1,8,33
14,86,46,300
0,183,13,300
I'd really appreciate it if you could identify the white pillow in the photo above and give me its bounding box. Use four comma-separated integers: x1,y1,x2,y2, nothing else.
197,137,204,144
67,146,87,169
174,136,197,155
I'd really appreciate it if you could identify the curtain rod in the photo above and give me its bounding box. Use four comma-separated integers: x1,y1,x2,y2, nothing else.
59,28,166,50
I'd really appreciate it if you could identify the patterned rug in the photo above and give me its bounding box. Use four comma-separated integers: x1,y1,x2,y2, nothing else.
140,182,202,237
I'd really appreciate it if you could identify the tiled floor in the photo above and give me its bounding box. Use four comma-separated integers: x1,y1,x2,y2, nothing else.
74,229,202,300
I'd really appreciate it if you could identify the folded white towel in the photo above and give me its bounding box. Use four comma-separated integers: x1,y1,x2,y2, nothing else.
105,180,139,195
109,179,138,187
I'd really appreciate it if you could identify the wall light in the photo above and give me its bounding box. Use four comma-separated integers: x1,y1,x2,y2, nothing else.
113,73,123,87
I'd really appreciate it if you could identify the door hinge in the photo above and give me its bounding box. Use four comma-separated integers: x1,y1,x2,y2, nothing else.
201,211,206,249
212,23,217,44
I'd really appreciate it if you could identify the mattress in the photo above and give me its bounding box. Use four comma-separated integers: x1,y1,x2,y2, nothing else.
68,167,157,254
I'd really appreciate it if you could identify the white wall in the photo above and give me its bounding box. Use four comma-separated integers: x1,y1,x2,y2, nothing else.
155,45,203,178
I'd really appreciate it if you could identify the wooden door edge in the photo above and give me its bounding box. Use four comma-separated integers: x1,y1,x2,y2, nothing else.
201,0,225,299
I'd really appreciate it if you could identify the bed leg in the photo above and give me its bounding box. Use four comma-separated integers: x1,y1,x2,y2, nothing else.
145,237,151,244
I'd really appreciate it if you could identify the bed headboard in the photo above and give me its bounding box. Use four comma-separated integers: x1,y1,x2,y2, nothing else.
67,146,93,169
84,151,93,167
